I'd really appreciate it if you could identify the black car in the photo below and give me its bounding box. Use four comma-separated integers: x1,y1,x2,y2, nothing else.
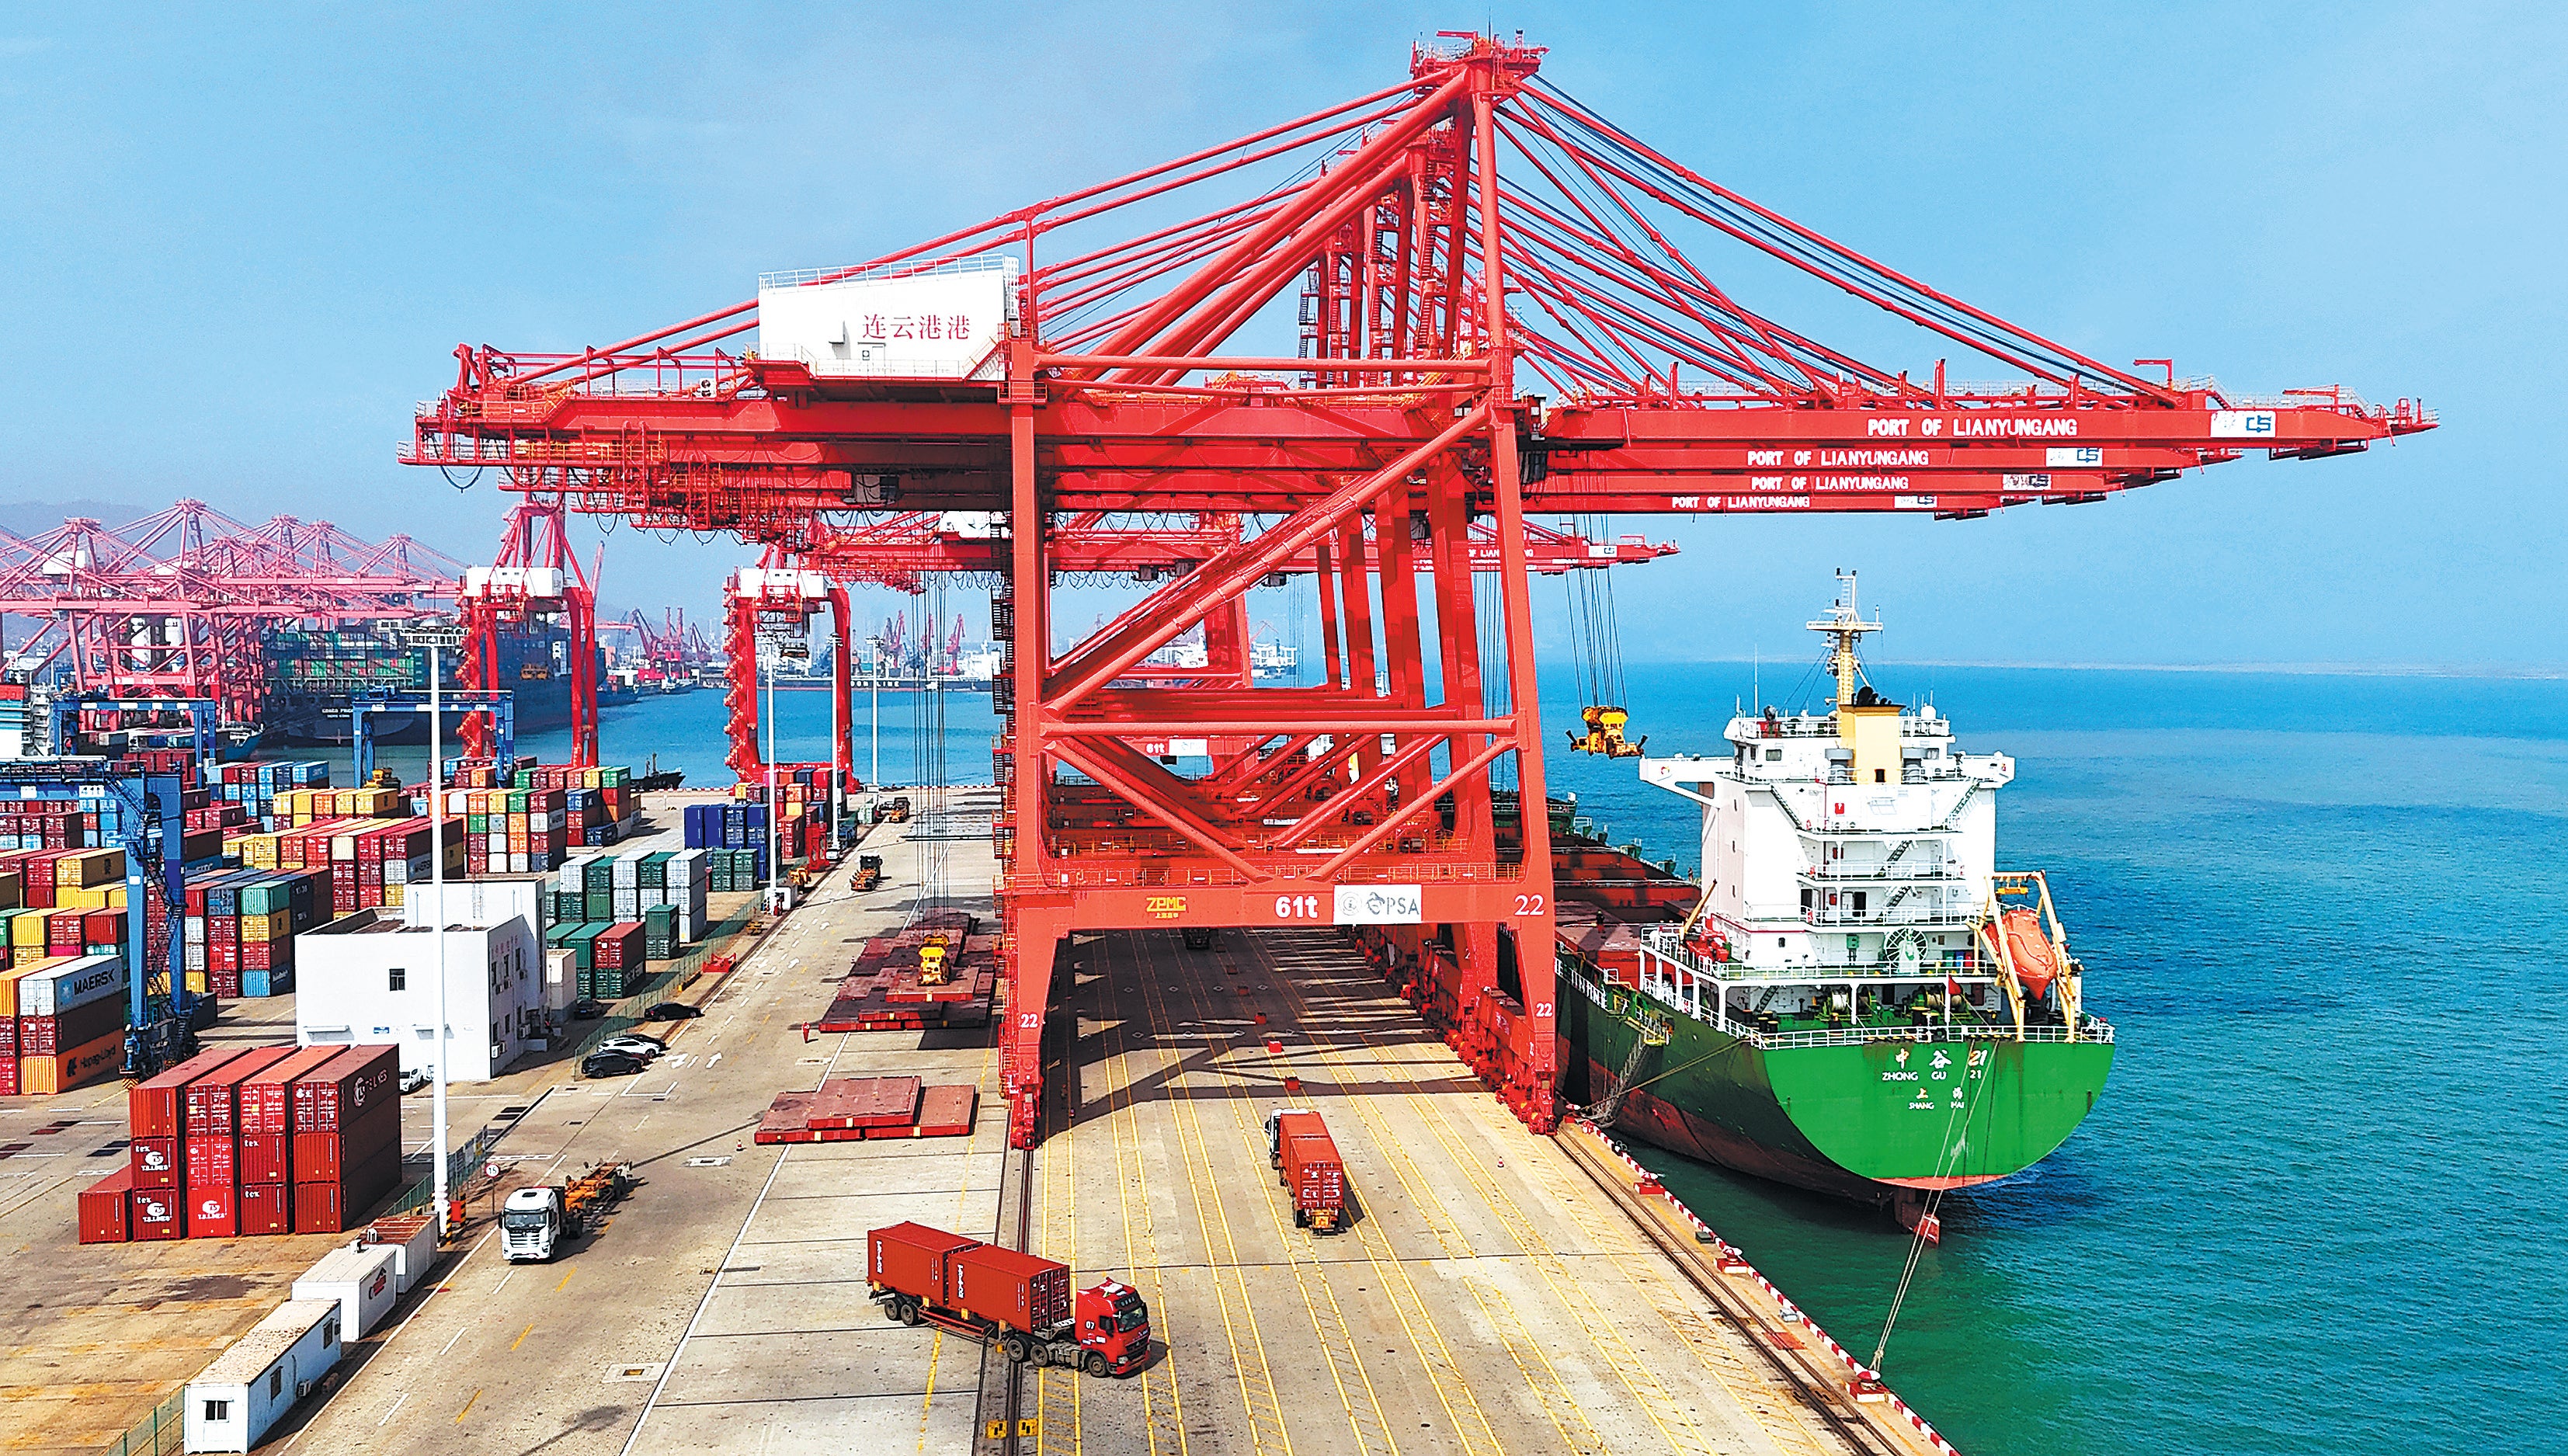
581,1050,647,1078
641,1002,704,1021
568,998,606,1020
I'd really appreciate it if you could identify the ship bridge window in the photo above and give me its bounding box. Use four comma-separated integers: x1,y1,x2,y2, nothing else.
1764,749,1782,762
1873,769,1887,783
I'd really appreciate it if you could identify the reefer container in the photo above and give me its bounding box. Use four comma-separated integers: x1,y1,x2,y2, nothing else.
291,1243,400,1339
182,1298,341,1453
14,951,127,1018
363,1213,440,1294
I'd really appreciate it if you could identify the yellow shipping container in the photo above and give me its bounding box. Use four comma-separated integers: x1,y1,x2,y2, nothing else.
383,883,405,908
240,909,290,942
235,832,280,869
54,849,123,888
57,886,115,912
10,912,52,948
184,969,208,996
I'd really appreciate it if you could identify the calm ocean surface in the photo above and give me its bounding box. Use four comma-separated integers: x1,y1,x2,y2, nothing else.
564,665,2564,1453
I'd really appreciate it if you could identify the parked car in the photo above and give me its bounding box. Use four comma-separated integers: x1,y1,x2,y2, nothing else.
568,998,606,1020
398,1068,431,1093
641,1003,704,1021
581,1050,647,1078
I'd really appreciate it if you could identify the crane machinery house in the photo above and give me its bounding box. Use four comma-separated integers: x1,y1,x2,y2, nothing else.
294,909,542,1082
756,255,1019,380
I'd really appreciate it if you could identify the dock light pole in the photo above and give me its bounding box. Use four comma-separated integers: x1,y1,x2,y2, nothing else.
411,624,465,1240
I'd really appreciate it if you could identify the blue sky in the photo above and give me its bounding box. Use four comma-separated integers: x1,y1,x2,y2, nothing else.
0,4,2555,669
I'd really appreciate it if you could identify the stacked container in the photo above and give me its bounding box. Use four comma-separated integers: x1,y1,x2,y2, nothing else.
183,1046,294,1237
291,1044,402,1234
12,952,129,1093
215,759,331,829
239,1047,343,1234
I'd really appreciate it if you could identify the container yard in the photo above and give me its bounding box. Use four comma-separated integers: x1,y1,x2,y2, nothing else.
0,23,2447,1456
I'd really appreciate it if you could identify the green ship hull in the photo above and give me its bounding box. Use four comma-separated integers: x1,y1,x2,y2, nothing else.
1562,961,2115,1205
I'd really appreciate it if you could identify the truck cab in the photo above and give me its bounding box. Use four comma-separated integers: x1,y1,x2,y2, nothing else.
499,1186,579,1263
1074,1279,1151,1374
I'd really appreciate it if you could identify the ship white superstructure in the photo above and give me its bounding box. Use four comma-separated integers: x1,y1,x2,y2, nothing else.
1640,572,2013,980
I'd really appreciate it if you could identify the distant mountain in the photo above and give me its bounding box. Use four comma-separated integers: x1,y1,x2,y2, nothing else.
0,499,148,537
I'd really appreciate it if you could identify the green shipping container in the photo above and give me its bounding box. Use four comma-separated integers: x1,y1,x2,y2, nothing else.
639,852,669,889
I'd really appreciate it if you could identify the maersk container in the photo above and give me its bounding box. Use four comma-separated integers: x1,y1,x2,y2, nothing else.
182,1298,341,1452
291,1243,400,1339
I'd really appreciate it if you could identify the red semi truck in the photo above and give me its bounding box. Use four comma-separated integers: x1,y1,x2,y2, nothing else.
868,1221,1150,1377
1266,1108,1347,1232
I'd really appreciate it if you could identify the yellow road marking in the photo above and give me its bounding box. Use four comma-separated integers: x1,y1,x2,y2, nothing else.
509,1322,534,1352
453,1388,481,1423
555,1267,576,1291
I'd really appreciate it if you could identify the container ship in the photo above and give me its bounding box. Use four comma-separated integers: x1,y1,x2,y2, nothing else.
262,621,620,746
1552,575,2114,1232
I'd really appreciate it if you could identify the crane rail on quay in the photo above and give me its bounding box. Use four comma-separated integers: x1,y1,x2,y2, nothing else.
373,32,2428,1453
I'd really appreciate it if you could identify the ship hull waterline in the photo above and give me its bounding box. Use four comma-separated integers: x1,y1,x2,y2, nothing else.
1562,965,2115,1210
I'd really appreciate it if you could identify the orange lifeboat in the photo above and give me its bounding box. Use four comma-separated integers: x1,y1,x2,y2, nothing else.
1986,906,2061,999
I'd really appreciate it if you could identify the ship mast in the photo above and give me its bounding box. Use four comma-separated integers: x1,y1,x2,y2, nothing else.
1806,568,1883,710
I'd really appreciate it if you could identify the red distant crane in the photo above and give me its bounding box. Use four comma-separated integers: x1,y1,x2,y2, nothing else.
0,501,461,725
405,36,2431,1146
455,497,599,767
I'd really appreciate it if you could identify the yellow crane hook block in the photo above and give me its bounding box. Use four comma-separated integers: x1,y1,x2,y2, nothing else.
1567,704,1647,758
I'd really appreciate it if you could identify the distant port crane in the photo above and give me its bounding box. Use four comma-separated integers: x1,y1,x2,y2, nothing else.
0,501,461,728
402,34,2431,1145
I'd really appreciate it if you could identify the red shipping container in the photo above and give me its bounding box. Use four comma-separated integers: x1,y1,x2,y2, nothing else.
182,1044,294,1138
239,1131,292,1186
130,1136,181,1188
186,1181,238,1239
292,1098,398,1183
0,1016,14,1060
241,1046,342,1135
594,923,644,969
238,1181,293,1235
0,1053,18,1097
21,993,127,1058
186,1134,238,1187
867,1221,981,1300
946,1244,1072,1332
82,910,119,944
293,1044,398,1131
290,1143,401,1234
78,1165,134,1245
131,1185,184,1240
130,1045,250,1139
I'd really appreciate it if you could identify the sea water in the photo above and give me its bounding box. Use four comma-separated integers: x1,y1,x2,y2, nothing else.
1545,664,2568,1454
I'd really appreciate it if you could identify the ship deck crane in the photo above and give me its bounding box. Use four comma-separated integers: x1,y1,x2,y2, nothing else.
401,35,2431,1147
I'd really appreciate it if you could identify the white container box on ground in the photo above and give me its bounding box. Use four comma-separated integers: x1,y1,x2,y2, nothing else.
291,1244,401,1340
363,1217,441,1294
182,1299,342,1453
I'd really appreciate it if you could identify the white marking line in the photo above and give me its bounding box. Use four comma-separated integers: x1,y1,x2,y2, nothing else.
492,1269,516,1296
618,1145,793,1455
377,1391,409,1426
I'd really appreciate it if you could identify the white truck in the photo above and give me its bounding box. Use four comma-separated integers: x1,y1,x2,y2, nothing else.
499,1186,581,1263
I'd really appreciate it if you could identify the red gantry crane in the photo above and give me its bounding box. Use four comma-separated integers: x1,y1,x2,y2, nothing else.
404,36,2431,1145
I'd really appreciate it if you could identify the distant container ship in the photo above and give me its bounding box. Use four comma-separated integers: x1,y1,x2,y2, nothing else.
262,621,624,746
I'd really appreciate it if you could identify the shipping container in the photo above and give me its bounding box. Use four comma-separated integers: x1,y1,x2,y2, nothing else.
131,1184,185,1240
291,1243,401,1339
130,1044,251,1140
290,1044,399,1131
182,1298,341,1453
78,1164,134,1244
868,1220,981,1302
290,1142,401,1234
947,1243,1073,1333
18,989,126,1057
184,1045,297,1139
187,1180,241,1239
14,951,127,1018
239,1181,294,1236
363,1213,440,1294
291,1097,398,1184
19,1029,124,1095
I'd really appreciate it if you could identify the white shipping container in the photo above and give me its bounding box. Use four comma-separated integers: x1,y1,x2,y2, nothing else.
542,947,575,1014
363,1218,441,1294
17,954,127,1017
292,1245,400,1339
182,1298,340,1453
669,848,707,887
611,850,645,887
